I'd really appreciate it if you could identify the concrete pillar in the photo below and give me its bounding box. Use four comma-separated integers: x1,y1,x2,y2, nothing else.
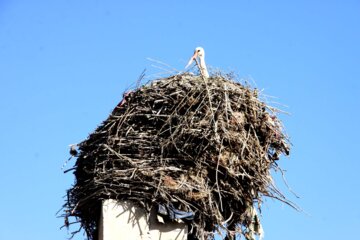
99,199,188,240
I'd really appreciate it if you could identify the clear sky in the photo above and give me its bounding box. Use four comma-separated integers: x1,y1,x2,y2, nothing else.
1,1,359,239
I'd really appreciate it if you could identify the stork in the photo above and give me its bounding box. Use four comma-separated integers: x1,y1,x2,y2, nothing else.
185,47,209,79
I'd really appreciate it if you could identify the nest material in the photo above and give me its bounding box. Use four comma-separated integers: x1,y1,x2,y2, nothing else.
64,73,291,240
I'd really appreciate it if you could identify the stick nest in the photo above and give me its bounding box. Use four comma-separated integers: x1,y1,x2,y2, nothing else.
63,73,291,240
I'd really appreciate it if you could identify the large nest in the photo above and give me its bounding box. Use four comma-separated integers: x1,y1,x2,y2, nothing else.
63,73,291,240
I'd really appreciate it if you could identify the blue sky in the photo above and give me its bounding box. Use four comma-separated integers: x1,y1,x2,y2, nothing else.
1,1,359,239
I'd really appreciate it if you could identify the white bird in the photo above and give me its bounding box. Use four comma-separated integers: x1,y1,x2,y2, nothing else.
185,47,209,79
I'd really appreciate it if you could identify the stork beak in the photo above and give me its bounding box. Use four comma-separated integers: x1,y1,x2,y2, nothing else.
185,51,198,69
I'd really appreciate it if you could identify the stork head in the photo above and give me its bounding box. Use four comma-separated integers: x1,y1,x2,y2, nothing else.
185,46,206,68
194,47,205,58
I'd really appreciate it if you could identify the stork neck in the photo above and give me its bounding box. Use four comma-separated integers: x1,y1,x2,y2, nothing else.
199,57,209,78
